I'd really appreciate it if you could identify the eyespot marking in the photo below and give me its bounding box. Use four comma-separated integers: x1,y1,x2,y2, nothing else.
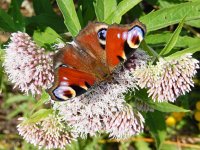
53,83,76,101
127,26,144,49
97,28,107,46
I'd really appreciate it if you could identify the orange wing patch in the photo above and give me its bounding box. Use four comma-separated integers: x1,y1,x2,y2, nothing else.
47,67,96,101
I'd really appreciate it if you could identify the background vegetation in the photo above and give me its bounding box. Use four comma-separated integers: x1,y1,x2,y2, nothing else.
0,0,200,149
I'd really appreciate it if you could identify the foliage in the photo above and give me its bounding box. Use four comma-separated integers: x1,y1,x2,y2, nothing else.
0,0,200,149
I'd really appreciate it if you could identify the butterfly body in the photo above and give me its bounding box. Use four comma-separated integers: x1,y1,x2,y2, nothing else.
47,20,146,101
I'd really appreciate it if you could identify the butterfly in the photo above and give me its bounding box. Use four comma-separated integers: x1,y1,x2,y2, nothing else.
47,20,146,101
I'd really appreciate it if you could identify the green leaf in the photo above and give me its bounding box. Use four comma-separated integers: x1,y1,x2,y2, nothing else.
145,111,166,150
186,19,200,28
7,103,28,119
105,0,142,24
94,0,117,22
78,0,96,26
135,89,190,113
8,0,24,31
0,9,16,32
140,1,200,32
27,109,53,123
135,135,151,150
156,0,187,8
159,17,185,56
56,0,81,37
147,101,190,112
5,95,34,106
30,91,50,115
146,32,200,48
33,0,54,15
160,144,178,150
25,14,66,33
165,44,200,61
33,27,63,50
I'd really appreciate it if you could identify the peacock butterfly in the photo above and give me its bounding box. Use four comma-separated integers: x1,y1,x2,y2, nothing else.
47,20,146,101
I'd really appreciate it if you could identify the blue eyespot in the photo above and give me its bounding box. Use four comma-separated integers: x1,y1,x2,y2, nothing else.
130,26,145,38
126,26,145,49
98,28,107,41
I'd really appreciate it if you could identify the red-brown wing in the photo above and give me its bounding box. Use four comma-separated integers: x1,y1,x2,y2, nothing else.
47,67,96,101
54,44,108,79
75,22,110,73
105,20,146,71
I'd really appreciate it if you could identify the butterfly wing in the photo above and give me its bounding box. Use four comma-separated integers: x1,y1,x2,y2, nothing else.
48,36,108,101
105,20,146,70
48,20,146,101
75,22,109,68
47,66,96,101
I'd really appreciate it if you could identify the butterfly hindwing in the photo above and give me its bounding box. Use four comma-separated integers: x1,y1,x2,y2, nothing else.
48,66,96,101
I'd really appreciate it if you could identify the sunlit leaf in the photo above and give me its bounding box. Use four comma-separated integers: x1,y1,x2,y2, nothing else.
165,44,200,61
56,0,81,37
94,0,117,22
27,109,53,123
146,32,200,48
105,0,142,24
159,17,185,56
147,101,190,112
140,1,200,32
33,27,63,50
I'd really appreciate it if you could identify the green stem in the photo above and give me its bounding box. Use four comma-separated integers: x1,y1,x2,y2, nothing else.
141,40,160,64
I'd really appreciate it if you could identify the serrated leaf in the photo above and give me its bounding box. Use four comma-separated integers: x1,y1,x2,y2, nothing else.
165,44,200,61
33,0,54,15
146,111,166,150
27,109,53,123
33,27,63,49
147,101,190,112
140,1,200,32
56,0,81,37
0,9,16,32
105,0,142,24
94,0,117,22
8,0,24,31
159,17,185,56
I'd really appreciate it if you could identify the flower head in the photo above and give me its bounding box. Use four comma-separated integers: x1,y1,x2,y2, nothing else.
3,32,54,95
134,54,199,102
17,115,77,149
54,49,148,139
104,105,144,139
